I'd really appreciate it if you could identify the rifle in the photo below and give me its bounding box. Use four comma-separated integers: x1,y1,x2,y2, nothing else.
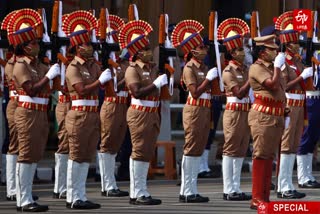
0,35,5,93
312,56,320,88
301,10,320,90
158,1,176,100
35,1,69,90
49,0,69,90
99,8,119,97
208,11,224,95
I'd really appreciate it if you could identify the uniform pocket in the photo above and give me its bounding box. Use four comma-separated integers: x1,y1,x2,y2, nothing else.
258,113,276,126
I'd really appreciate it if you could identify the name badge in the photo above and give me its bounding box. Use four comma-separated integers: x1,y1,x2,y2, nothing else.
198,72,204,76
83,71,90,76
143,72,150,76
289,65,297,70
236,75,243,79
31,69,37,74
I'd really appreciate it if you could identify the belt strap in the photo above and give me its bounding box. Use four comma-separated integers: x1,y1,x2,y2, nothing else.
227,96,250,104
131,98,159,107
72,99,99,107
19,95,49,105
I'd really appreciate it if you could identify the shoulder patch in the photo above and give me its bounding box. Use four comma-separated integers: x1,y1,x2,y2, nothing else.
224,65,232,72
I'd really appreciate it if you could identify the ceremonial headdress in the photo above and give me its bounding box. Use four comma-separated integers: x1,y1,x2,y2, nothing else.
62,10,97,47
118,20,153,56
96,14,125,43
275,11,299,44
171,20,204,54
217,18,250,51
6,9,42,46
1,10,19,46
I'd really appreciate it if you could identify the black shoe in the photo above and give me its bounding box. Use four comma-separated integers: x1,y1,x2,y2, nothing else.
130,196,161,205
101,189,129,197
6,195,16,201
179,194,209,203
66,200,100,209
299,180,320,188
277,190,306,199
270,182,275,190
198,170,220,178
52,191,66,199
7,195,38,201
223,192,252,201
17,202,48,212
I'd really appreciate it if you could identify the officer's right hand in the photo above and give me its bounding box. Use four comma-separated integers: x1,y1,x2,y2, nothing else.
46,63,60,80
274,52,285,68
153,74,168,89
99,68,112,85
206,67,218,81
300,67,313,80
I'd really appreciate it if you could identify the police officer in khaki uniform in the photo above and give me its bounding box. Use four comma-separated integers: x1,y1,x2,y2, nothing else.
98,14,129,197
171,20,218,203
275,11,311,199
119,20,167,205
10,9,60,212
62,11,112,209
248,35,286,209
1,10,20,201
217,18,251,201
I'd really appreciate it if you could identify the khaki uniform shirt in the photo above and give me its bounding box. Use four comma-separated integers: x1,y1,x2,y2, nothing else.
282,55,304,91
125,60,159,98
13,56,49,94
223,61,248,95
183,58,211,93
66,56,100,97
249,58,286,102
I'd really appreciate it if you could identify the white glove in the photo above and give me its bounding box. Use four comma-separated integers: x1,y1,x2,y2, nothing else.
206,67,218,81
153,74,168,89
45,63,60,80
300,67,313,80
99,68,112,85
274,52,285,68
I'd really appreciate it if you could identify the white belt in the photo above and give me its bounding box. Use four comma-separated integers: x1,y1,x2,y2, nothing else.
189,92,211,100
131,98,159,108
227,96,250,104
19,95,49,105
72,99,99,107
10,90,18,97
306,91,320,97
116,91,128,97
285,93,305,100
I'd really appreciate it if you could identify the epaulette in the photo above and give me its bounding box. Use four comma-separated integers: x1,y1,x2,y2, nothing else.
186,60,195,69
223,64,232,72
69,59,79,67
16,58,26,63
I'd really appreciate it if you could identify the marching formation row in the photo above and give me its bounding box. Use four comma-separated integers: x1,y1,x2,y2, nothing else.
0,3,320,213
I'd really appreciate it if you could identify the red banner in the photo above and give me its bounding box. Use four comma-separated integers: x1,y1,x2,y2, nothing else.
293,9,312,31
258,201,320,214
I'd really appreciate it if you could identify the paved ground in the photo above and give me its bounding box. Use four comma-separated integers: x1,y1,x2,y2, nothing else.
0,172,319,214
